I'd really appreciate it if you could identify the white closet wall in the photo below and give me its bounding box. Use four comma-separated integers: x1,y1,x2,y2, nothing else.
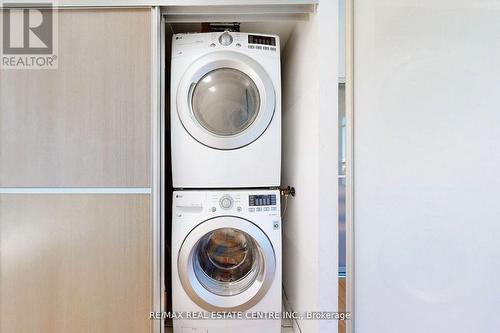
354,1,500,332
282,1,338,332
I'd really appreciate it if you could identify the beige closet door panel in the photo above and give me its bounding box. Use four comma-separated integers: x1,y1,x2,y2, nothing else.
0,194,152,333
0,8,151,187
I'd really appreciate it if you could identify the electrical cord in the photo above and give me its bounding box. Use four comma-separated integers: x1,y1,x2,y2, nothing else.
280,186,295,217
281,194,289,216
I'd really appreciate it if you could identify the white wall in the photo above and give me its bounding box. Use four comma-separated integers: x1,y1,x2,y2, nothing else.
282,1,338,332
354,1,500,332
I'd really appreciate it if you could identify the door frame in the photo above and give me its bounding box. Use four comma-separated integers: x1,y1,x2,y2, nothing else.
152,6,164,333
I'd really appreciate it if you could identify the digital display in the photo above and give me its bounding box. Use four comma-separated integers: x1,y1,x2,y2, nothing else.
249,195,277,206
248,35,276,46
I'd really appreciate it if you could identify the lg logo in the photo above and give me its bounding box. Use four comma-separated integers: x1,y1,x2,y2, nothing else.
2,3,53,54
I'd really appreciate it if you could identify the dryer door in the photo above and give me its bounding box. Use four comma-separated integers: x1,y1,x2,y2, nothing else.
178,216,276,311
176,51,276,150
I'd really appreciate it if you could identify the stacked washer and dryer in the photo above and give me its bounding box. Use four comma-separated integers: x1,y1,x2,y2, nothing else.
170,31,282,333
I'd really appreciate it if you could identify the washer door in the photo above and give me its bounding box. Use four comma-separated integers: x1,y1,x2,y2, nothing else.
177,51,276,150
178,216,276,311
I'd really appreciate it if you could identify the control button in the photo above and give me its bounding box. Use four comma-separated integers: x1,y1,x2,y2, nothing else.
219,195,234,210
270,47,277,52
248,45,255,49
271,207,277,211
211,207,216,212
237,206,242,212
256,45,262,50
236,43,242,47
210,43,216,47
249,208,255,212
256,207,262,212
264,207,270,211
263,46,269,51
218,32,233,46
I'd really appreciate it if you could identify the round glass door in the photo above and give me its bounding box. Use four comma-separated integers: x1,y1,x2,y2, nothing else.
177,216,276,311
176,51,276,150
193,228,264,296
192,69,261,137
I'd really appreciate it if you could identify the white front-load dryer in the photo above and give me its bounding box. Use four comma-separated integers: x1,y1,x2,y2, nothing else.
172,189,282,333
171,32,281,188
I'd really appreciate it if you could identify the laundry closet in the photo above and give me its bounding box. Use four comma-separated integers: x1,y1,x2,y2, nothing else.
0,2,339,333
161,2,338,333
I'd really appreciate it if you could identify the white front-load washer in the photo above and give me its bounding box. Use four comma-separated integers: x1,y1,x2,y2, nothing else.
172,189,282,333
171,32,281,188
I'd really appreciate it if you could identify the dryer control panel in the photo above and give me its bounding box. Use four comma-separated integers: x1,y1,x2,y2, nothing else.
172,32,280,58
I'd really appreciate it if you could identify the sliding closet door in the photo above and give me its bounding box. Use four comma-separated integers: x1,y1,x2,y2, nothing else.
354,1,500,332
0,195,151,333
0,9,155,333
0,8,151,187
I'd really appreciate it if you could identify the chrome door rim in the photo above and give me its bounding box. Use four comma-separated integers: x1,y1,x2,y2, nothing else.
178,216,276,311
176,51,276,150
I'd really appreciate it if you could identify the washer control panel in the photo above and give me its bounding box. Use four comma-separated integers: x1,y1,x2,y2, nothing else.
249,194,277,206
207,191,280,216
248,194,278,212
248,193,278,214
208,192,242,214
174,190,280,218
